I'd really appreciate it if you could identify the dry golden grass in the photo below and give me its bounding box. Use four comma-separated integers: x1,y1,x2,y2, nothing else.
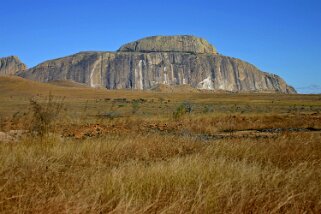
1,133,320,213
0,76,321,213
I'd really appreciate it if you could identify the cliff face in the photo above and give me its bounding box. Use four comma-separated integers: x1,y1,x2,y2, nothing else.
0,56,27,76
18,36,296,93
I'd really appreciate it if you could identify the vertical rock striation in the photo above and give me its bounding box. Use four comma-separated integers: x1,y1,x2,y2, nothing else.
0,56,27,76
17,35,296,93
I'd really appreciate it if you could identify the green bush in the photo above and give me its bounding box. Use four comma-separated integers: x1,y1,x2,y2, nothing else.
203,105,214,113
173,101,193,120
100,111,122,120
131,100,141,114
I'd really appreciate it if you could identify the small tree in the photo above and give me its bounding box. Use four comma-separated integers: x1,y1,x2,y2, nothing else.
29,94,65,138
173,101,193,120
131,100,140,114
203,105,214,113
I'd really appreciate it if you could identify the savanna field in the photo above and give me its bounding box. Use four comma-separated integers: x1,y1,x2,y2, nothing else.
0,77,321,213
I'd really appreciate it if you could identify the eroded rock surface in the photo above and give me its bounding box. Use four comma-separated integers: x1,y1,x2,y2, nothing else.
0,56,27,76
17,36,296,93
118,35,217,54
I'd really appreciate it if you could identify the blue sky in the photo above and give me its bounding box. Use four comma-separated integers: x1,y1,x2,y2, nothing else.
1,0,320,93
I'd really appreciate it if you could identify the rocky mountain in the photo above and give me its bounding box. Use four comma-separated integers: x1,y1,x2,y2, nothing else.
0,56,27,76
118,35,217,54
17,35,296,93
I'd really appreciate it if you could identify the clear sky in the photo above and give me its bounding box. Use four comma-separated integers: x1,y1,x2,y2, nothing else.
1,0,320,93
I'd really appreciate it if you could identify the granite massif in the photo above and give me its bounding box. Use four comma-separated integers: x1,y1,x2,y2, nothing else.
11,35,296,93
0,56,27,76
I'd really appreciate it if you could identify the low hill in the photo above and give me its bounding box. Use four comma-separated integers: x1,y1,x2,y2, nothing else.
48,80,90,88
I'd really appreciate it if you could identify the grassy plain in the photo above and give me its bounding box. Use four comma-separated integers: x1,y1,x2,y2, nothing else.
0,76,321,213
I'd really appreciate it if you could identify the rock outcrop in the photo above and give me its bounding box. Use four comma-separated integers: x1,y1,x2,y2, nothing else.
118,35,217,54
17,35,296,93
0,56,27,76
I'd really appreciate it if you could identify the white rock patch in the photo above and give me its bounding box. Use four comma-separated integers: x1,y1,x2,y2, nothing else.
90,57,102,88
134,60,144,90
197,76,214,90
163,73,168,84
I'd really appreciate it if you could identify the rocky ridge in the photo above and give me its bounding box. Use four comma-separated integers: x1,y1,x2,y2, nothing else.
0,56,27,76
118,35,217,54
14,35,295,93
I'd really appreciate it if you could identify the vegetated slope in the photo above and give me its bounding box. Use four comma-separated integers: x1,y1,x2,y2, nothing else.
17,35,296,93
47,80,90,88
0,76,95,97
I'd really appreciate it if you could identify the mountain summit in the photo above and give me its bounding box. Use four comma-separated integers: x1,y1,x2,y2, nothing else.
17,35,295,93
0,56,27,76
118,35,217,54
